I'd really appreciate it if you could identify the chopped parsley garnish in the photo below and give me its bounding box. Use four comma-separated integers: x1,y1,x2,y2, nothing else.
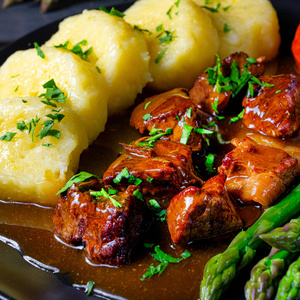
193,128,214,135
27,116,41,142
0,132,16,141
43,143,52,147
22,99,28,103
224,23,231,33
180,123,193,144
141,245,191,281
14,85,19,92
205,54,274,99
229,109,244,124
186,107,192,118
99,7,125,18
34,42,45,59
223,5,231,11
205,153,216,173
39,79,67,107
56,171,98,195
55,40,92,61
149,199,166,221
275,90,282,94
201,2,221,13
17,121,28,132
133,25,152,35
86,281,94,296
96,66,101,74
138,128,172,148
144,101,152,109
142,113,152,121
147,176,154,183
113,167,142,185
90,188,122,208
133,189,144,202
155,48,167,64
166,0,180,19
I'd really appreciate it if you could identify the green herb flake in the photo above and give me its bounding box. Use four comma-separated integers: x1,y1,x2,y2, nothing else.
193,128,214,135
96,66,101,74
224,23,231,33
14,85,19,92
144,101,152,110
186,107,192,118
147,177,154,183
149,199,166,221
133,25,152,35
107,186,117,195
144,243,154,248
155,48,167,64
22,99,28,103
140,245,191,281
90,188,122,208
223,5,231,11
34,42,45,59
0,132,16,141
142,113,152,121
17,121,28,132
99,6,125,18
229,109,245,124
113,167,142,185
86,281,94,296
55,40,92,61
43,143,52,147
39,79,67,107
133,189,144,202
56,171,98,195
180,123,193,144
205,153,215,173
156,24,163,32
275,90,282,94
201,2,221,13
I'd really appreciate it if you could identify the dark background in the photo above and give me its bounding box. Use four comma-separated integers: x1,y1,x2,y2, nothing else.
0,0,299,299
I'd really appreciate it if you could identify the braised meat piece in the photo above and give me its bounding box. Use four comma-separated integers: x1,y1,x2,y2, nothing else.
218,137,299,207
53,179,150,265
242,74,300,137
103,138,202,205
166,174,243,244
189,52,265,115
130,88,210,151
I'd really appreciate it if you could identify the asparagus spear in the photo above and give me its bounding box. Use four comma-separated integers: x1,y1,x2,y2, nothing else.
245,248,297,300
259,217,300,252
275,255,300,300
200,183,300,300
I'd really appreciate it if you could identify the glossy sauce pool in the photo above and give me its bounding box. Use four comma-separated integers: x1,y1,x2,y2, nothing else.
0,55,299,300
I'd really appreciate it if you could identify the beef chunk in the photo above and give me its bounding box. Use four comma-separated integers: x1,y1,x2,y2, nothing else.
103,138,202,205
189,52,265,115
218,137,299,207
166,174,243,244
242,74,300,137
53,179,150,265
130,88,211,151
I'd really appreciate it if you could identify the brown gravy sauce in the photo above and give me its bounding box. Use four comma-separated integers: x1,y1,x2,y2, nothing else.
0,55,299,300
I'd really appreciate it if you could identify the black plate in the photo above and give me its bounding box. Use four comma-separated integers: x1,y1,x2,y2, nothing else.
0,1,299,300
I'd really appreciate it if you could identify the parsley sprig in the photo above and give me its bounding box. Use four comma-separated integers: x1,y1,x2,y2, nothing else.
141,245,191,280
113,167,142,185
99,7,125,18
38,79,67,107
90,188,122,208
55,40,93,61
137,128,172,148
149,199,166,221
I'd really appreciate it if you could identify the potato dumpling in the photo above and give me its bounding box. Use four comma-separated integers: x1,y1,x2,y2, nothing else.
45,9,151,116
0,96,89,206
193,0,280,61
0,46,108,144
124,0,219,91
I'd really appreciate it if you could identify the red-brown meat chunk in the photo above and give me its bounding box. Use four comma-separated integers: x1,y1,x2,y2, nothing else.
130,88,211,151
242,74,300,137
189,52,265,115
53,179,150,265
218,137,299,207
166,174,243,244
103,138,202,205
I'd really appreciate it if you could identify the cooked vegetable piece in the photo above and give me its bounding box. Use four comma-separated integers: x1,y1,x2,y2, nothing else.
259,217,300,252
200,182,300,300
245,248,297,300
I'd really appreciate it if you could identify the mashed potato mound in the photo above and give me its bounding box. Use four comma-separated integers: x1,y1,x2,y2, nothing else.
0,96,89,206
193,0,281,61
0,46,108,144
45,9,152,116
125,0,219,91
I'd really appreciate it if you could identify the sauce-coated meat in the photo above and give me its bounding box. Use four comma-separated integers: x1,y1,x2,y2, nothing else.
218,137,299,207
166,174,243,244
242,74,300,137
189,52,265,115
103,138,202,205
53,179,150,265
130,88,209,151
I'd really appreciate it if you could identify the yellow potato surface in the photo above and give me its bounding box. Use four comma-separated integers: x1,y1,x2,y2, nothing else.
124,0,219,91
0,47,108,144
0,96,89,206
45,9,151,116
193,0,281,61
